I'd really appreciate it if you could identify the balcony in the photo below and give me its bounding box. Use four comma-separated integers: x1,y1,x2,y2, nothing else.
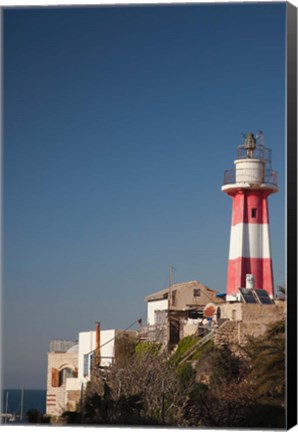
223,168,278,187
138,324,167,344
237,143,272,164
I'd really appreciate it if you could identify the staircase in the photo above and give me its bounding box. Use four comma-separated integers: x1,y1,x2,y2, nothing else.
177,329,215,366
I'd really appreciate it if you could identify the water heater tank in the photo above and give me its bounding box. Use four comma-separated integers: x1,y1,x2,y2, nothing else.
246,274,254,289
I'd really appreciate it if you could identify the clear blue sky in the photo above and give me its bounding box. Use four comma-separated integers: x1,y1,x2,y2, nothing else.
3,3,286,389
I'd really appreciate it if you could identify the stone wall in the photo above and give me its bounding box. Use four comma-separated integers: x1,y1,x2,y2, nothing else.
214,302,285,352
46,351,78,417
66,390,81,412
214,320,239,349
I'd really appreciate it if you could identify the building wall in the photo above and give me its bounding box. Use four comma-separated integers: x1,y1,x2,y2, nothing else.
219,302,285,324
66,391,81,412
46,351,78,417
182,322,199,338
147,299,168,325
78,331,95,384
173,284,218,310
215,302,285,350
78,329,116,384
100,329,117,366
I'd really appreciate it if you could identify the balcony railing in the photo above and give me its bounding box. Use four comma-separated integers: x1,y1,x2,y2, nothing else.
138,324,167,344
223,168,278,186
237,144,272,164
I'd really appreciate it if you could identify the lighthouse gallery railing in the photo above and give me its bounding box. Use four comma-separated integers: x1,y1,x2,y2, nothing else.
223,168,278,186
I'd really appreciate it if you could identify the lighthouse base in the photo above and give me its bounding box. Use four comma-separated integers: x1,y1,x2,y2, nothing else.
226,288,274,304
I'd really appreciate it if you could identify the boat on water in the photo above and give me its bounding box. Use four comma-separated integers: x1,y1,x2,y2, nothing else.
0,387,24,424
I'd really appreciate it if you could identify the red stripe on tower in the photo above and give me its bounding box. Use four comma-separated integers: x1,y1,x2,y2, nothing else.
222,132,278,301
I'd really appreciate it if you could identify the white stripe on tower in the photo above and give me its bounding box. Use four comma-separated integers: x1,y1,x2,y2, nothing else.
228,223,271,260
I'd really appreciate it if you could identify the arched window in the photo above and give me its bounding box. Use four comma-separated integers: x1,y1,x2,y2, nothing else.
60,367,74,385
52,366,77,387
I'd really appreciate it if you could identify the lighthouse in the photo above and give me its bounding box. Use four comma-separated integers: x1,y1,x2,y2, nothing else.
222,132,278,301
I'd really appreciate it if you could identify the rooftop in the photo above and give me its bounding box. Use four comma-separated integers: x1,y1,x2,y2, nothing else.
145,280,220,302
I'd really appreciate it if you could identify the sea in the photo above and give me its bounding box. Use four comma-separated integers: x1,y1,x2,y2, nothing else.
1,389,46,425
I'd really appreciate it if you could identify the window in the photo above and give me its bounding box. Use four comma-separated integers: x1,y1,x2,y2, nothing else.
155,310,167,325
60,367,74,385
193,288,201,297
251,208,257,218
52,367,76,387
83,354,89,377
188,310,202,319
84,354,94,377
171,290,177,306
51,368,60,387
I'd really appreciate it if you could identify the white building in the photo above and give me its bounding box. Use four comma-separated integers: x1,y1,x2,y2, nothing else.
77,328,120,386
46,326,137,417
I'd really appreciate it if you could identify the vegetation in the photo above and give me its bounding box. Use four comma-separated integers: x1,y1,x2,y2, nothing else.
114,332,137,367
244,319,285,401
61,319,285,428
169,334,200,366
26,409,51,424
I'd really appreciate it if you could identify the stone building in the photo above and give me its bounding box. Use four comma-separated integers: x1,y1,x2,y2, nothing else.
215,300,285,351
143,280,224,345
46,326,137,418
46,340,79,417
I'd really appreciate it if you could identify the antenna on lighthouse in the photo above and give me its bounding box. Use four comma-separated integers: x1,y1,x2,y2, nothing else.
255,130,265,145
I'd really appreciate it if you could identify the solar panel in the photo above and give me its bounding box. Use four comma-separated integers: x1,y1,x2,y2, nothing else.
239,288,257,304
254,289,273,305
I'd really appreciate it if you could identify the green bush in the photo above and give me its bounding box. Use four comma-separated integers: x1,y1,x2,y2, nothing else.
170,335,200,366
190,339,214,361
176,363,196,389
135,341,161,357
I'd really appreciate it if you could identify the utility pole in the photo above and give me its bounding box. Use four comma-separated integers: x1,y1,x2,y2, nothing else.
5,392,8,424
20,386,24,422
168,266,175,309
95,322,101,367
167,266,175,349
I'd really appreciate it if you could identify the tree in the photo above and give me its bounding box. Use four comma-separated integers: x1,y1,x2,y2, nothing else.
183,345,255,427
26,409,51,424
114,332,137,367
81,382,143,425
87,349,193,426
244,319,285,400
184,380,256,427
208,343,245,386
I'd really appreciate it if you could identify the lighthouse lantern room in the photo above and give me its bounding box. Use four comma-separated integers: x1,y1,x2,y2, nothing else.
222,132,278,301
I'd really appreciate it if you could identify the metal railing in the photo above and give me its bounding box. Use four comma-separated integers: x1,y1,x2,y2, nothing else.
177,329,215,366
223,168,278,186
237,144,272,164
138,324,167,344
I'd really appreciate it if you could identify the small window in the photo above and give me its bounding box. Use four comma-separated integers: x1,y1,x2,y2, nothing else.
83,354,90,377
193,288,201,297
171,290,177,306
188,310,201,319
251,208,257,218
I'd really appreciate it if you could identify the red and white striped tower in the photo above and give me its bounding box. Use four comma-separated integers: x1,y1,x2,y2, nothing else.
222,132,278,301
